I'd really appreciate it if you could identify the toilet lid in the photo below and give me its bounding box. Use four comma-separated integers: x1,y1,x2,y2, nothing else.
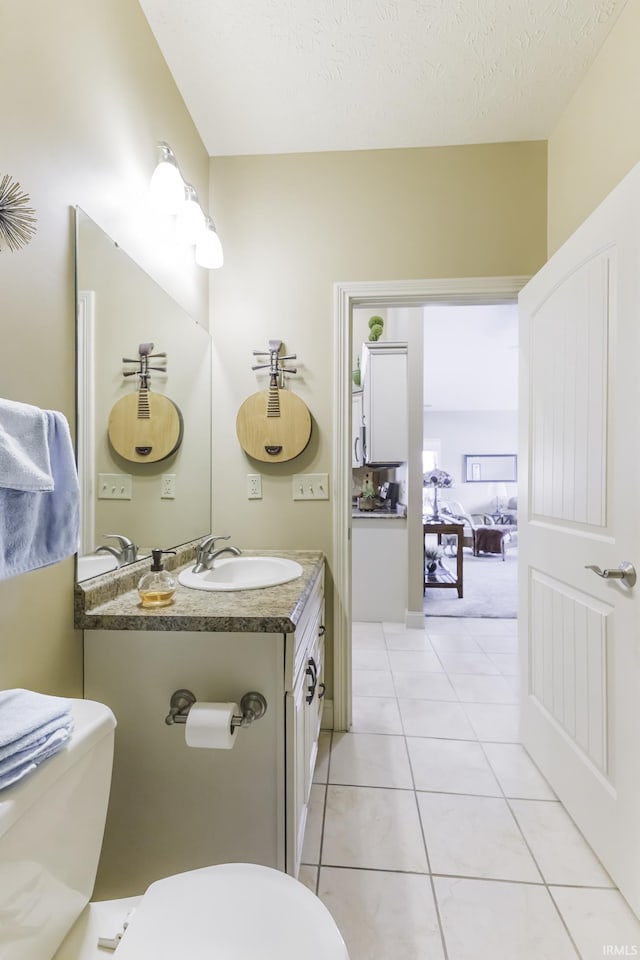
114,863,349,959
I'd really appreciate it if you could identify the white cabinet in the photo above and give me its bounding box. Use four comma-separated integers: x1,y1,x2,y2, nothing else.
286,576,325,876
84,570,325,898
361,341,408,465
352,389,364,467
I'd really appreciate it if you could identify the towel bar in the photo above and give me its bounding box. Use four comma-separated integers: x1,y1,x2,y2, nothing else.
164,688,267,729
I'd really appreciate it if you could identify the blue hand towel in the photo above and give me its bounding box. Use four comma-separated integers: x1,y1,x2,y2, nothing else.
0,722,74,790
0,689,74,791
0,409,80,580
0,398,54,492
0,688,72,750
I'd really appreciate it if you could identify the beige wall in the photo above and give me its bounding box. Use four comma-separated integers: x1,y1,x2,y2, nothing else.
548,0,640,253
209,141,547,686
0,0,209,694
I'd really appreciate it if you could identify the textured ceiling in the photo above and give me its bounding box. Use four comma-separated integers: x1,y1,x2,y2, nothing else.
139,0,626,157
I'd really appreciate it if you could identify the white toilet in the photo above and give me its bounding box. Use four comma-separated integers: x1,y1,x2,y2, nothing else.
0,698,349,960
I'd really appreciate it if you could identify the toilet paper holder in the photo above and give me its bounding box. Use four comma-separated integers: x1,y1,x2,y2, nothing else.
164,688,267,729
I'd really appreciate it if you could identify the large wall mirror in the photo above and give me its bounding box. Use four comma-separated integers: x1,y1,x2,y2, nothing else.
464,454,517,483
75,208,212,580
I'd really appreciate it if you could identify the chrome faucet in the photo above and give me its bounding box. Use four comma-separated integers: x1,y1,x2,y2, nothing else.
95,534,138,566
192,535,241,574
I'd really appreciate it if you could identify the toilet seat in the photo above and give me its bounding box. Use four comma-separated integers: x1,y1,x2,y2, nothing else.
114,862,349,959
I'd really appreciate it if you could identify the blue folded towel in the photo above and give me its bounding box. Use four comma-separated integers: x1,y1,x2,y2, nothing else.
0,408,80,580
0,723,74,790
0,689,74,791
0,398,54,492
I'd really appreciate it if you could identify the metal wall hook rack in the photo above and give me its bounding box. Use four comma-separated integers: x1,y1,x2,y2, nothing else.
251,339,298,388
164,688,268,729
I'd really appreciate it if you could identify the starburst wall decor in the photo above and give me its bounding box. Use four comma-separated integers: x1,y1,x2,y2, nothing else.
0,174,37,252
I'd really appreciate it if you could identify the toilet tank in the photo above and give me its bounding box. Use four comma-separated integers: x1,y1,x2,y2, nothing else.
0,698,116,960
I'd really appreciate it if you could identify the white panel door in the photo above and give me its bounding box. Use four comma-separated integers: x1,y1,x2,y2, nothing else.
519,163,640,914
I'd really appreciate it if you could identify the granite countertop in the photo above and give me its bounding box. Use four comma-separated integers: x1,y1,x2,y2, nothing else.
75,541,325,633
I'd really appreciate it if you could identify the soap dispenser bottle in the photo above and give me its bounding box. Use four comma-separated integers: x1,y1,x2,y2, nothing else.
138,549,177,608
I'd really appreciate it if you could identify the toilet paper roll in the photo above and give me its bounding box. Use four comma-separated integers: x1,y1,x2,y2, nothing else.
184,702,239,750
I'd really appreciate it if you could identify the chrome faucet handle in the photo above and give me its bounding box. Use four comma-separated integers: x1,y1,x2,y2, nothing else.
102,534,134,549
100,534,138,563
198,534,230,555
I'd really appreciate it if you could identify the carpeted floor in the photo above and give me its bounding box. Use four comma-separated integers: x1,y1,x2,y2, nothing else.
423,547,517,619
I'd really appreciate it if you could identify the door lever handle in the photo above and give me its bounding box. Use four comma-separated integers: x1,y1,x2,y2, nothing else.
585,562,636,587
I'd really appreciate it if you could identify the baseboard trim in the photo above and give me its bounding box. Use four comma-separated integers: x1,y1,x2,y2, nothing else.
321,699,335,730
405,609,425,629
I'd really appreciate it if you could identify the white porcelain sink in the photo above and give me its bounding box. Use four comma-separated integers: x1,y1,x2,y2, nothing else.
77,554,119,581
178,556,304,592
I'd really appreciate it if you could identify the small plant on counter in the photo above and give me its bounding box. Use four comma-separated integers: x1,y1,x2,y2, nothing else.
358,489,377,511
368,315,384,341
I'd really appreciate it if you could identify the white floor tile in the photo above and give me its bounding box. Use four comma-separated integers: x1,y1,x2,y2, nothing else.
464,618,518,636
475,634,518,654
392,671,458,701
385,631,435,651
437,651,500,675
399,699,476,740
424,617,472,635
351,696,403,735
329,732,413,789
418,792,541,882
352,669,395,698
487,652,520,675
429,634,483,654
482,743,555,799
449,673,518,704
322,784,428,872
319,867,444,960
510,799,614,887
388,649,444,673
550,886,640,960
313,731,331,783
407,737,501,796
352,647,390,671
434,876,579,960
352,622,386,650
301,783,326,865
462,703,520,742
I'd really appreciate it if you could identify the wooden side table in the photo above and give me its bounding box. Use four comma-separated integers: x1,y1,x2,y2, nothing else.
423,522,464,598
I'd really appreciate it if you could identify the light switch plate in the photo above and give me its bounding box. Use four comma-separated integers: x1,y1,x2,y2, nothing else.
292,473,329,500
98,473,132,500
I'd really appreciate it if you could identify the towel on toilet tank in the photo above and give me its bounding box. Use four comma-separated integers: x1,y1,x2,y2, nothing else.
0,689,74,790
0,404,80,580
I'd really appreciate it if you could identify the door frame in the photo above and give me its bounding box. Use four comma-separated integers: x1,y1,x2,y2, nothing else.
332,276,530,731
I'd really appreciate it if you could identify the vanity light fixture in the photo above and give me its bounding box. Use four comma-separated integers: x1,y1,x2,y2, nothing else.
149,142,184,215
175,183,206,245
149,141,223,269
195,217,224,269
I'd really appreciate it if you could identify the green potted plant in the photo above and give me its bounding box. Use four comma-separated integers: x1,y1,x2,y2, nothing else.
368,315,384,341
424,544,443,574
358,489,377,512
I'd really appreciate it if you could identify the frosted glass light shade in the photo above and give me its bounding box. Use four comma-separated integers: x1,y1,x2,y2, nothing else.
195,221,224,269
149,160,184,215
175,187,206,244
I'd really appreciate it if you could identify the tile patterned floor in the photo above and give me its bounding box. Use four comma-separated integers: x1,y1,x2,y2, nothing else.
299,618,640,960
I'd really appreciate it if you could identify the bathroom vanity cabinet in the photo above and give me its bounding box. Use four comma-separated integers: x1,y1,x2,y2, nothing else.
79,548,324,899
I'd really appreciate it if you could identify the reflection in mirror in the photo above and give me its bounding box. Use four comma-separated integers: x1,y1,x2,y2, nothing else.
75,208,212,580
464,454,517,483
